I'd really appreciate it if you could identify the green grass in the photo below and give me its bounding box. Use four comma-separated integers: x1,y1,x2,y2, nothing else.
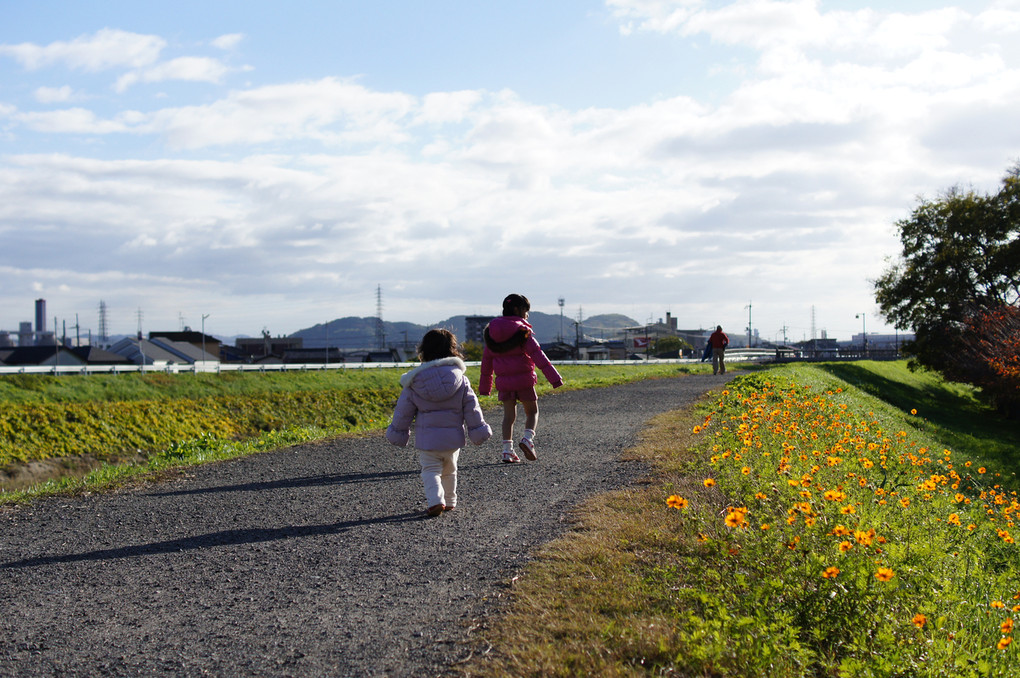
816,360,1020,474
465,361,1019,676
0,361,715,503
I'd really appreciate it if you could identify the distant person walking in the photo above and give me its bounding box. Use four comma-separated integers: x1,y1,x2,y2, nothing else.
386,329,491,517
479,294,563,464
708,325,729,375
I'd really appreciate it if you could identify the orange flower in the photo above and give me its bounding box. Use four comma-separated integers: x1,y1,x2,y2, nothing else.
822,566,840,579
912,613,927,628
839,540,853,553
703,478,716,488
875,567,895,582
725,511,747,529
997,637,1012,650
992,600,1006,609
666,495,688,510
1002,619,1014,634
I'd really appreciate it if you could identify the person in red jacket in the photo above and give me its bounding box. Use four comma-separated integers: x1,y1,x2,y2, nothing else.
708,325,729,375
479,294,563,463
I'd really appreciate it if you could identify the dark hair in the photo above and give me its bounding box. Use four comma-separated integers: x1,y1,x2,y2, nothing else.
418,328,463,362
501,293,531,317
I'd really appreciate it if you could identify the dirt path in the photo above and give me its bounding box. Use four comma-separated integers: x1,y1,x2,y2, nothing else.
0,373,736,677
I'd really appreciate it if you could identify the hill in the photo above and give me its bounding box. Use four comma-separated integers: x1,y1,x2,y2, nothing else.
290,312,640,348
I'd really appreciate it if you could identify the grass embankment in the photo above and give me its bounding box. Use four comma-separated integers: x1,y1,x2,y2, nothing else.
0,362,709,503
466,361,1019,676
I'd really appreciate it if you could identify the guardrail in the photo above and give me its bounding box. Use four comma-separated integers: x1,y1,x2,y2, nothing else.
0,351,780,376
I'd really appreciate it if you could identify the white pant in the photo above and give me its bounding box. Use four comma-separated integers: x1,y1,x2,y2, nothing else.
418,449,459,509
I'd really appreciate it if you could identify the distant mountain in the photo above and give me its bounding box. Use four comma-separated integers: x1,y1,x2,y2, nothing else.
289,311,640,348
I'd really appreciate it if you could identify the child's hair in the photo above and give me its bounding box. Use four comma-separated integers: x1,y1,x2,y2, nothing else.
502,293,531,317
418,328,463,362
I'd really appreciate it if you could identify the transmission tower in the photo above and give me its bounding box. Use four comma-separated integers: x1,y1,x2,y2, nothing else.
98,300,109,345
811,305,817,340
375,285,385,349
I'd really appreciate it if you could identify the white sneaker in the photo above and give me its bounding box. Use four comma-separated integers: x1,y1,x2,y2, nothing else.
502,449,521,463
519,436,537,461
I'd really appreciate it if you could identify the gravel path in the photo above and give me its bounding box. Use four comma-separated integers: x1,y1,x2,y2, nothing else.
0,373,737,677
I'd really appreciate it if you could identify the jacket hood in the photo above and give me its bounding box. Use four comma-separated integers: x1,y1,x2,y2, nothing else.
400,357,467,401
485,315,532,343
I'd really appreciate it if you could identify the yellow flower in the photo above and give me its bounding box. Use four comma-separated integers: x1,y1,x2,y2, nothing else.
910,408,917,415
741,466,750,475
992,600,1006,609
912,613,927,628
840,505,856,515
703,478,716,488
954,493,965,503
899,497,911,508
822,566,840,579
666,495,688,510
947,513,961,526
997,637,1012,650
875,567,895,582
754,492,768,501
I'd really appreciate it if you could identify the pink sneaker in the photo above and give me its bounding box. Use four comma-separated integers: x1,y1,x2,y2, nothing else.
502,449,521,463
519,436,537,461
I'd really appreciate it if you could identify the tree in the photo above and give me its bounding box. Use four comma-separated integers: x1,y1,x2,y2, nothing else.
874,163,1020,415
652,336,692,356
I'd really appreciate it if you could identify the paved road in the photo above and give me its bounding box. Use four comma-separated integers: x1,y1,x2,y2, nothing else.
0,373,736,677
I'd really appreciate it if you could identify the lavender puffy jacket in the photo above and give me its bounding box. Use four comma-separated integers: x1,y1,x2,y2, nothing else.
478,316,563,396
385,357,491,451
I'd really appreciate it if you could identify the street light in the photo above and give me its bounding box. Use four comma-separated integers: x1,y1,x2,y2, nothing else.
855,312,867,356
201,314,210,371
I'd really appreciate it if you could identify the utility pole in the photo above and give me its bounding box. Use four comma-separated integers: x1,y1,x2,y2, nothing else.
856,312,867,356
201,314,210,368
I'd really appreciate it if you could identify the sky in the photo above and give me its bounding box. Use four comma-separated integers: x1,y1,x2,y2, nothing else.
2,0,1019,344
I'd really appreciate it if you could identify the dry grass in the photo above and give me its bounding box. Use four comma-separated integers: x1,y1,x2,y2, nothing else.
460,391,727,677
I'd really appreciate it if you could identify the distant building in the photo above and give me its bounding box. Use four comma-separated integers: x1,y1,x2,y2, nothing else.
0,345,84,367
464,316,494,344
236,333,303,362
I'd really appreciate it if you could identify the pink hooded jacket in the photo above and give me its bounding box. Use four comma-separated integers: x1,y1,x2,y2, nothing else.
478,316,563,396
386,357,491,451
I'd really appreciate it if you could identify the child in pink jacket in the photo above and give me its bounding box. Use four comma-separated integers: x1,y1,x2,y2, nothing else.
386,329,491,516
479,294,563,463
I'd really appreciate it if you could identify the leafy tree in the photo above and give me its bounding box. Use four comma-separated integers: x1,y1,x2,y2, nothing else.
652,336,692,356
460,340,484,362
874,163,1020,415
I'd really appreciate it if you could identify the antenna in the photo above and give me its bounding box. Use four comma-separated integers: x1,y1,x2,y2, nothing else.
136,307,144,340
811,305,817,341
375,284,385,349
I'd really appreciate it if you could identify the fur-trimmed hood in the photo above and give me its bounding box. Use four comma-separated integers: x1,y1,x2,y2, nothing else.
399,356,468,402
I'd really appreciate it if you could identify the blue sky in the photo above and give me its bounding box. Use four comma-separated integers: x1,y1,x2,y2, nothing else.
2,0,1019,343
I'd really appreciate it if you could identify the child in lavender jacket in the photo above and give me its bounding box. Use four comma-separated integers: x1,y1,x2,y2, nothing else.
386,329,491,517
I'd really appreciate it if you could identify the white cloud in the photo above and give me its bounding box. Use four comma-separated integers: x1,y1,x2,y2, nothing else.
211,33,245,50
114,56,233,92
33,85,75,103
0,28,165,71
